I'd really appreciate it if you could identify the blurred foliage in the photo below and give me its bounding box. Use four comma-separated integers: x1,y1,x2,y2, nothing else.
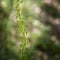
0,0,60,60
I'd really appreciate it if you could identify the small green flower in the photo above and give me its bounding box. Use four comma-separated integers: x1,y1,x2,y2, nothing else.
15,0,30,60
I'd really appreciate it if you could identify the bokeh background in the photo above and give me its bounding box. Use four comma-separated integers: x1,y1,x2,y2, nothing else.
0,0,60,60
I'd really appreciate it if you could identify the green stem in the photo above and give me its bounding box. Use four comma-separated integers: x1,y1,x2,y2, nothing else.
15,0,28,60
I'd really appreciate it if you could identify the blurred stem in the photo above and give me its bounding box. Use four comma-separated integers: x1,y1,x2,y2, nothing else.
15,0,28,60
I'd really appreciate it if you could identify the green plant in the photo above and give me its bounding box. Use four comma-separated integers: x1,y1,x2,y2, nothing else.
15,0,29,60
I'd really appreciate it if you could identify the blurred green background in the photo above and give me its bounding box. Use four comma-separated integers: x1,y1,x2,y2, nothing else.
0,0,60,60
